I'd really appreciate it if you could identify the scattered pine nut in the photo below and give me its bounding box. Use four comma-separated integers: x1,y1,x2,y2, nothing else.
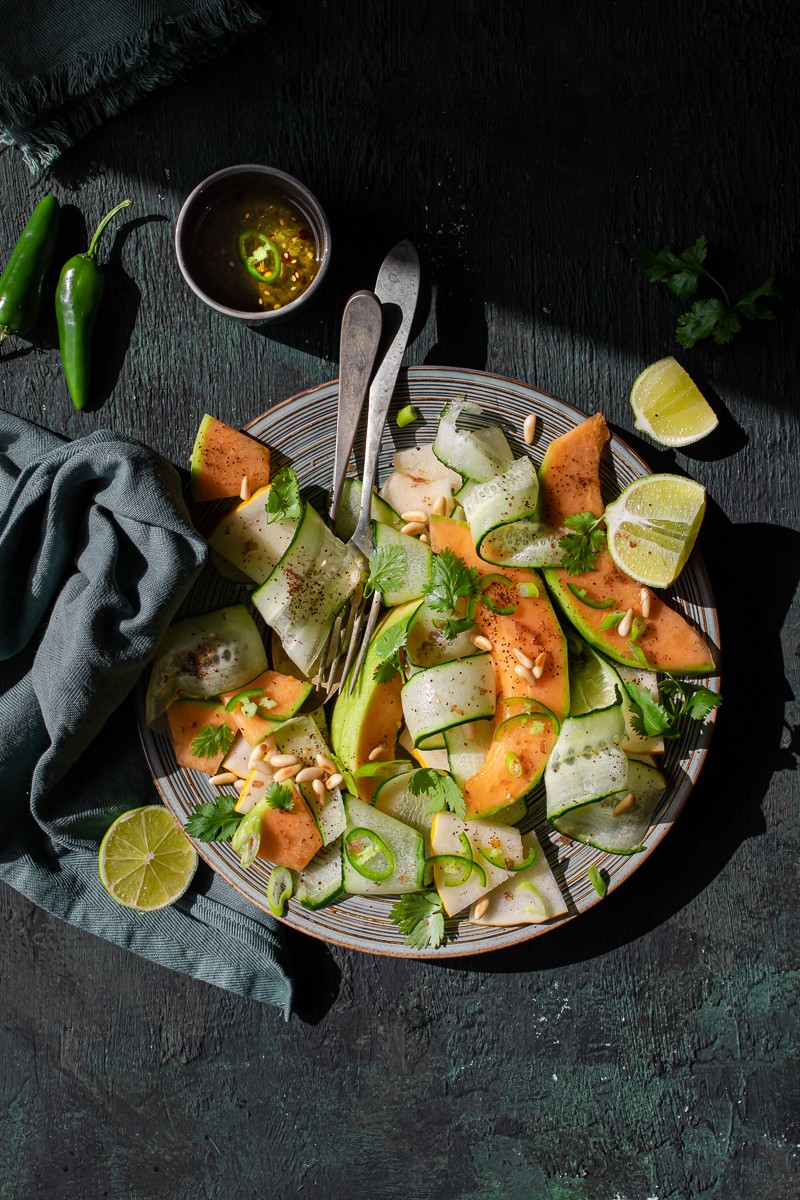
400,510,428,523
513,663,537,686
248,744,267,770
474,897,490,919
523,413,537,445
239,475,251,502
532,651,549,679
434,495,448,516
368,743,387,762
472,633,493,652
234,779,246,792
296,765,325,783
326,772,344,790
210,772,237,786
312,778,327,800
512,647,534,670
400,521,427,537
612,793,636,817
640,588,651,619
617,608,634,638
273,764,301,783
419,533,429,544
262,737,277,756
269,753,299,769
316,753,336,774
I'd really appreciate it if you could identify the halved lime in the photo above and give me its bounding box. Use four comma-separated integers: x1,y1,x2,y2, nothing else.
604,473,706,588
630,357,718,448
99,806,198,911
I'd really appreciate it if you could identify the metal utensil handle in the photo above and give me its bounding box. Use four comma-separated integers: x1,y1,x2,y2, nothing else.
328,290,383,525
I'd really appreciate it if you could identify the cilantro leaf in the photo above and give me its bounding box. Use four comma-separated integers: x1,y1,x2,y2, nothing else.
736,277,779,321
263,781,295,811
676,298,741,348
424,549,479,618
185,793,242,842
558,512,606,575
366,544,405,598
372,619,409,683
407,768,466,820
659,675,722,724
190,723,236,760
265,467,302,523
624,681,678,740
389,892,446,950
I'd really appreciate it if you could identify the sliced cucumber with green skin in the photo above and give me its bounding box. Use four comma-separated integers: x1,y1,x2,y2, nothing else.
545,700,628,820
405,602,477,668
469,832,569,925
342,795,426,896
333,478,403,542
208,490,297,584
146,604,268,726
444,720,492,789
372,522,433,606
401,653,496,748
551,759,666,855
293,838,344,909
373,768,437,852
432,399,515,482
272,715,345,845
252,501,363,676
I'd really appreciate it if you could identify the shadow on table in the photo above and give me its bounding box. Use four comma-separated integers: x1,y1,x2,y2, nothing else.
438,512,800,979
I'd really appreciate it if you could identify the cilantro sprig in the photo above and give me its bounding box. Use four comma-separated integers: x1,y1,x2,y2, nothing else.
624,675,722,739
366,544,405,599
422,548,480,638
262,781,295,811
634,235,780,348
190,723,236,760
372,619,409,684
185,793,242,842
389,892,446,950
407,768,466,820
265,466,302,523
559,512,606,575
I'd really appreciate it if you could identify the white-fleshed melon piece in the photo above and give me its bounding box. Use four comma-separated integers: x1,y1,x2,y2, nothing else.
221,734,254,778
430,812,524,917
393,445,463,486
468,832,568,925
379,472,455,518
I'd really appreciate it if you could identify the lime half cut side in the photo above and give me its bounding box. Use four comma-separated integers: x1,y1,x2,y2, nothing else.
99,806,198,911
604,473,706,588
630,357,718,448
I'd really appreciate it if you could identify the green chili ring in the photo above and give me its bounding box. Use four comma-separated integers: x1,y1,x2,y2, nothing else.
238,230,281,283
344,828,395,881
495,696,562,737
479,573,516,616
478,842,537,872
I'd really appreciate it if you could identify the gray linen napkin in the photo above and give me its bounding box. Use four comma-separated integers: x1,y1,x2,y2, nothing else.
0,410,292,1015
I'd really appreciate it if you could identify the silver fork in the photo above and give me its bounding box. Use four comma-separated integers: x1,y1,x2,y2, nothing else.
334,240,421,694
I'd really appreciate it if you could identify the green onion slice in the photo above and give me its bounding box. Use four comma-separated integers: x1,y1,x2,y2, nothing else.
267,866,293,916
231,804,264,868
344,828,395,881
598,610,626,631
587,864,607,897
629,617,647,643
396,404,419,428
566,584,615,610
517,580,539,599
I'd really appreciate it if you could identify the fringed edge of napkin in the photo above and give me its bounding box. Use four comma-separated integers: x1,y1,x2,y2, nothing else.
0,0,269,176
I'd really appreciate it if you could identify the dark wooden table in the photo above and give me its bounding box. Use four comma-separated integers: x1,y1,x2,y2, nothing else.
1,4,798,1198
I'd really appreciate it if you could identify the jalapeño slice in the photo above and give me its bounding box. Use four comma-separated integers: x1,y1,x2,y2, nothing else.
344,828,395,881
238,230,281,283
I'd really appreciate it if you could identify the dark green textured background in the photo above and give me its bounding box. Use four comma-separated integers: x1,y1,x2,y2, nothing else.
0,3,798,1198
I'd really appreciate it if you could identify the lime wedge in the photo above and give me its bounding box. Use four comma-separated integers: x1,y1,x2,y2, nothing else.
99,806,198,911
604,473,706,588
630,357,718,447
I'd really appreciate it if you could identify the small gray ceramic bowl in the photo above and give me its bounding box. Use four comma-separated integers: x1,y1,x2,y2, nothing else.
174,164,331,323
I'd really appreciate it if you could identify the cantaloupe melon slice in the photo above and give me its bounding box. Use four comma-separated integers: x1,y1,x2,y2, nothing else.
219,670,312,747
166,699,238,774
190,414,271,503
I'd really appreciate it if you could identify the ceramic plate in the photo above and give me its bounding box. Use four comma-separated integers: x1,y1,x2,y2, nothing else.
138,366,720,958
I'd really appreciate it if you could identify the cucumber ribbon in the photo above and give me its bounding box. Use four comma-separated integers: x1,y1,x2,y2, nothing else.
401,653,496,748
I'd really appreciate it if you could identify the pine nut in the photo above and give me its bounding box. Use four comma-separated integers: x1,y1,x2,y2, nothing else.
316,754,337,774
326,773,344,790
419,533,429,544
269,753,298,769
400,521,427,537
523,413,537,445
210,772,237,786
612,792,636,817
262,737,276,756
296,766,325,783
273,764,301,783
617,608,634,638
514,663,537,686
472,634,493,652
248,744,267,770
512,647,534,670
434,495,448,516
312,778,327,800
640,588,651,619
400,510,428,523
234,779,246,792
240,475,251,502
532,651,549,679
368,743,387,761
474,897,490,918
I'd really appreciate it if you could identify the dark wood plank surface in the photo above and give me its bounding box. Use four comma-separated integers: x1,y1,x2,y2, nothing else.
1,3,798,1197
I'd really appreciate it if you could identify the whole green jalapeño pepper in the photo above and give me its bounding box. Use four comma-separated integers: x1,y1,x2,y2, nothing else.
55,199,131,410
0,194,60,344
